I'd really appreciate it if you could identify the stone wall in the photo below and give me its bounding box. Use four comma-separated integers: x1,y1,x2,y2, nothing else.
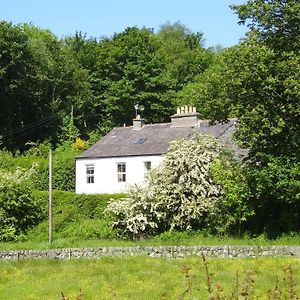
0,246,299,261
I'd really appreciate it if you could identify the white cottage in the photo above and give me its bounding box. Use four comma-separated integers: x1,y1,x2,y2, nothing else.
75,107,237,194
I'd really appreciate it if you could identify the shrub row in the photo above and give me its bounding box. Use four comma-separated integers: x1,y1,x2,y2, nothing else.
28,191,125,241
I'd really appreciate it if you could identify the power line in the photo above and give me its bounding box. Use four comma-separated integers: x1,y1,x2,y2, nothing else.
0,113,61,139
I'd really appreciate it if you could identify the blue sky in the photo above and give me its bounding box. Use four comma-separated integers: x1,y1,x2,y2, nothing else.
0,0,248,47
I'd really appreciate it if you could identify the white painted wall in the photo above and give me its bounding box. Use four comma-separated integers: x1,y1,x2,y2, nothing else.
75,155,164,194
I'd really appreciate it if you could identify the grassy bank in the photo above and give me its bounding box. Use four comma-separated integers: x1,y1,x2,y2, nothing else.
0,256,299,299
1,231,300,251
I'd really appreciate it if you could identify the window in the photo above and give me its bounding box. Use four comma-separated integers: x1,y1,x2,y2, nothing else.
86,164,94,184
144,161,151,177
117,162,126,182
134,138,147,144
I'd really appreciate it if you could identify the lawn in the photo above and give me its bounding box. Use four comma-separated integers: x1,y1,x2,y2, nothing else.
0,256,299,299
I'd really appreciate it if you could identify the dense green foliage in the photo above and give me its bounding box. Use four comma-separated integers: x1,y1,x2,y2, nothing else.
28,191,124,241
0,147,125,241
0,166,45,241
0,21,212,151
178,0,300,233
0,145,79,192
246,156,300,234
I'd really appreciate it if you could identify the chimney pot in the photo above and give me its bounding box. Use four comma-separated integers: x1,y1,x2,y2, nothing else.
171,105,200,127
133,116,145,129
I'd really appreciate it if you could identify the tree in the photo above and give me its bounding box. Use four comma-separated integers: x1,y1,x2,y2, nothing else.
231,0,300,51
180,0,300,160
107,135,250,237
175,55,234,121
193,0,300,233
157,22,213,90
0,22,92,150
0,22,38,150
95,27,175,127
228,0,300,157
62,32,100,138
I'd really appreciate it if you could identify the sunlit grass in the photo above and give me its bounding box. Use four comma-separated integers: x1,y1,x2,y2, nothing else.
1,231,300,251
0,256,299,299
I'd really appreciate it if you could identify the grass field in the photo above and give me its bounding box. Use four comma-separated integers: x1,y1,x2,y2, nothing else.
1,231,300,251
0,256,299,299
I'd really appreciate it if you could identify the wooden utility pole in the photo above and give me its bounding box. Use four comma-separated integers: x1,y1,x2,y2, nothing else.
49,148,53,244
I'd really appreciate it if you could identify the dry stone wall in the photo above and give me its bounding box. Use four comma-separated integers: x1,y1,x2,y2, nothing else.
0,246,299,261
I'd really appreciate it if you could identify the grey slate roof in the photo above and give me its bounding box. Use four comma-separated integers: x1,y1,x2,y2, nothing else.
76,119,238,159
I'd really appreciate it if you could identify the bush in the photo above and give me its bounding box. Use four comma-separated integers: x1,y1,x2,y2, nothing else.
28,191,125,241
246,156,300,234
0,184,45,241
211,154,253,235
0,146,79,192
107,134,248,237
0,165,46,241
52,146,78,191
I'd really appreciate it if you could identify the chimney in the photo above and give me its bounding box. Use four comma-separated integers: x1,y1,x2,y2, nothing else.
133,114,145,129
171,106,200,127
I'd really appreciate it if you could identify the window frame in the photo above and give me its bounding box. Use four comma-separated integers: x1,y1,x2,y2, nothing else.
144,161,151,177
86,164,94,184
117,162,126,182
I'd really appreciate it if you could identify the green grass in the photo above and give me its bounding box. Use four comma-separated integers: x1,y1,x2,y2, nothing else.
0,256,299,299
1,230,300,251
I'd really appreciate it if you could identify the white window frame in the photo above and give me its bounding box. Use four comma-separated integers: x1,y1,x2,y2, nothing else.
144,161,151,177
117,162,126,182
86,164,94,184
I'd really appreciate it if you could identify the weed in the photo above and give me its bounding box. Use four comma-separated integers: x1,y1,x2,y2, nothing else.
179,265,194,299
230,270,240,300
202,252,214,294
284,265,299,300
268,277,282,300
108,284,116,300
61,289,84,300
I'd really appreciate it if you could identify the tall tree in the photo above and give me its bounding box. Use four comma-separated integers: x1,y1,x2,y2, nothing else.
0,22,37,149
0,22,91,150
157,22,213,90
175,0,300,233
180,0,300,159
95,27,175,127
229,0,300,158
231,0,300,51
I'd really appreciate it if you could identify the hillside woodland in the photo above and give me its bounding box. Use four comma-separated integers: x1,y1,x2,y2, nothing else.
0,0,299,242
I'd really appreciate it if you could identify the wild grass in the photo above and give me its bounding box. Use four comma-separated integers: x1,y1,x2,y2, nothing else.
1,230,300,251
0,256,299,299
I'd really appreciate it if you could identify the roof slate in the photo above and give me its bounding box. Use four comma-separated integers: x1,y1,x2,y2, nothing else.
77,120,238,159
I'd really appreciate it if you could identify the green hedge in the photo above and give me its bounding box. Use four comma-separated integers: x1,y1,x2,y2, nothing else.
29,191,125,241
0,149,78,192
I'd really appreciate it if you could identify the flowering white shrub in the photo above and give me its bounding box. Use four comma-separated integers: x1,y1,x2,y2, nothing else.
0,163,37,187
107,134,228,236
